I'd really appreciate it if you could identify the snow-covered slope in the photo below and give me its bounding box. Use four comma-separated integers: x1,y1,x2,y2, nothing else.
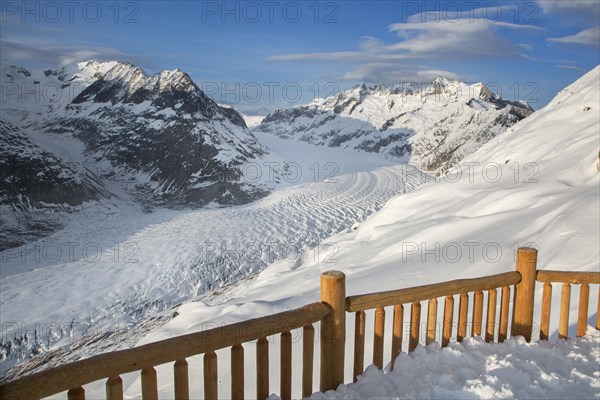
0,136,428,378
0,61,269,248
95,67,597,399
256,78,533,174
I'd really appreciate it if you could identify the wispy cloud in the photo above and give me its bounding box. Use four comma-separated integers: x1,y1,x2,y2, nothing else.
0,40,147,68
537,0,600,22
547,26,600,47
555,64,586,72
268,9,541,84
270,19,540,63
340,63,461,85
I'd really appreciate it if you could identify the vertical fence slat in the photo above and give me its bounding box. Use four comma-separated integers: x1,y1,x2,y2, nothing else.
256,337,269,400
353,311,365,382
106,376,123,400
577,283,590,337
302,325,315,398
426,298,438,345
68,387,85,400
141,367,158,400
409,301,421,352
473,290,484,337
442,295,454,348
390,304,403,369
232,344,245,400
485,289,497,343
540,282,552,341
373,307,385,369
175,359,190,400
499,286,510,342
559,283,571,340
203,352,217,400
457,293,469,342
280,331,292,400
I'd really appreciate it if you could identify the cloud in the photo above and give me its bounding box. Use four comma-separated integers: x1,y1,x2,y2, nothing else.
538,0,600,21
268,8,540,84
555,64,586,72
0,40,146,67
270,18,540,63
547,26,600,47
340,63,462,84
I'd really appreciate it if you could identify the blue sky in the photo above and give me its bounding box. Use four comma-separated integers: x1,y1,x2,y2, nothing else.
1,1,599,111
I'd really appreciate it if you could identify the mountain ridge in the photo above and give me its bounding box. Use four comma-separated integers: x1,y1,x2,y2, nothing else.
256,77,534,173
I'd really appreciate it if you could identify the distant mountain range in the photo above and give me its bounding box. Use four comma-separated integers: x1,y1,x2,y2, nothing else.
1,61,534,249
255,78,534,173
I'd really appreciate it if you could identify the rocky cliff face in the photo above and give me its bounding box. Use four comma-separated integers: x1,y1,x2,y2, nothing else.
256,78,534,174
0,61,270,248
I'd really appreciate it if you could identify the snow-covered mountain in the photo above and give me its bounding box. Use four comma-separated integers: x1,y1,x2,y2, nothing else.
256,78,534,173
0,61,269,249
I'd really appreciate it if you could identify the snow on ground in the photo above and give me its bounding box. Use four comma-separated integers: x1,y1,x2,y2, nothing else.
85,67,599,399
308,329,600,400
242,114,266,128
0,134,426,375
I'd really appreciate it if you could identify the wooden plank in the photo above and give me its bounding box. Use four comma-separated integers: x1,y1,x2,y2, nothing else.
0,302,329,400
457,293,469,342
346,272,521,312
512,247,538,342
409,302,421,352
353,311,366,382
373,307,385,369
231,344,244,400
472,291,484,337
302,325,315,398
320,271,346,392
390,304,403,369
442,295,454,348
175,359,189,400
559,283,571,340
106,376,123,400
67,387,85,400
536,270,600,284
485,289,497,343
577,283,590,337
280,331,292,400
426,298,438,345
256,338,269,400
498,286,510,343
141,367,158,400
539,282,552,341
203,353,217,400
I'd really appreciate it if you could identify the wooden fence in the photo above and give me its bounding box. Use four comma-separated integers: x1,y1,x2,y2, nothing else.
0,247,598,400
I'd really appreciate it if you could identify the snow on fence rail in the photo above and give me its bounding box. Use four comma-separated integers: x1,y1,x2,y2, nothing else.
0,247,598,400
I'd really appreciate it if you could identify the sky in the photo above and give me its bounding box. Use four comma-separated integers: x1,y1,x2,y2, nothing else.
1,0,599,112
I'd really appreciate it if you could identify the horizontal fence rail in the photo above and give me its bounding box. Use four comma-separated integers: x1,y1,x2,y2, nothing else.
345,271,522,312
0,247,598,400
536,270,600,284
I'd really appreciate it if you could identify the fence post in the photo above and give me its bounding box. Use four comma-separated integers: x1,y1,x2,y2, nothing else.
512,247,538,342
320,271,346,392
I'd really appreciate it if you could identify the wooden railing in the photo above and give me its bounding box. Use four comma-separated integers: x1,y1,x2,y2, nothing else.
0,302,329,400
536,270,600,340
0,247,598,400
